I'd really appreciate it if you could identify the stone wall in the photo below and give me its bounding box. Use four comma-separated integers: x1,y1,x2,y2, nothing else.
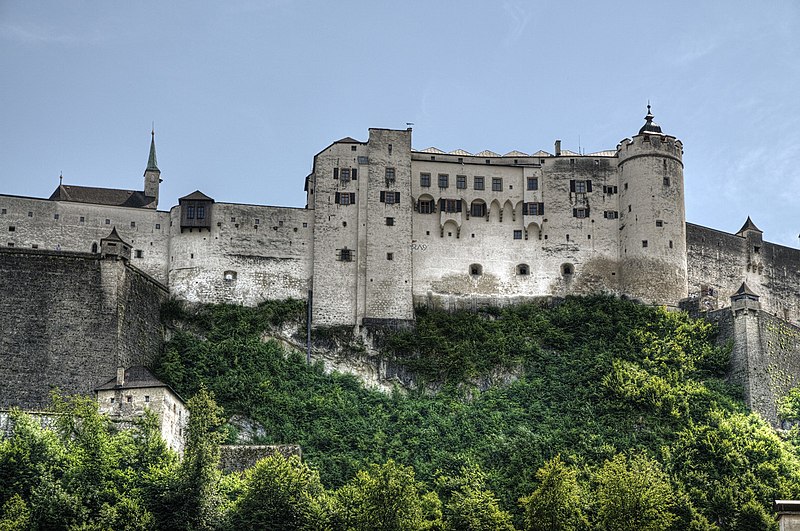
218,444,302,473
0,248,167,409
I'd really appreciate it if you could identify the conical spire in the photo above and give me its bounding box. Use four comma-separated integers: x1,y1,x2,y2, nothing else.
736,216,762,236
146,128,159,172
638,104,663,135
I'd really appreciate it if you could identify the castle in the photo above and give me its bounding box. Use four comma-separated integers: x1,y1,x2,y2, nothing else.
3,108,800,423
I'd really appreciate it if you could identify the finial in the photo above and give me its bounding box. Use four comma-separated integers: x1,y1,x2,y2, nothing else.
59,171,62,185
151,121,154,137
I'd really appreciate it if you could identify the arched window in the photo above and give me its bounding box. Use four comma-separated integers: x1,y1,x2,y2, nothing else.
469,263,483,276
561,263,574,276
91,242,98,253
223,270,237,281
517,264,529,275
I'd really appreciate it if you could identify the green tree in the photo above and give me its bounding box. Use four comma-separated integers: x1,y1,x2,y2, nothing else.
228,454,328,530
594,453,677,531
436,464,514,531
332,460,442,530
0,495,30,531
520,456,587,531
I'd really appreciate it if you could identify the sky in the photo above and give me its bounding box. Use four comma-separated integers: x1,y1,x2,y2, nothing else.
1,1,799,246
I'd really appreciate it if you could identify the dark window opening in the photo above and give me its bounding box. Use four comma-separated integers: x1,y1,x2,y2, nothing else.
513,230,522,240
470,201,486,217
527,177,538,190
474,176,484,190
457,175,467,189
338,248,353,262
134,250,143,258
492,178,503,191
420,173,431,187
642,240,648,248
656,220,663,227
386,252,394,260
438,174,449,188
517,264,529,275
470,264,483,276
561,263,573,275
386,217,394,226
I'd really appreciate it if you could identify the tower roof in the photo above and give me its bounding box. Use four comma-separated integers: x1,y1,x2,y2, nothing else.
146,129,159,172
638,105,663,135
736,216,762,236
102,226,125,243
731,282,759,299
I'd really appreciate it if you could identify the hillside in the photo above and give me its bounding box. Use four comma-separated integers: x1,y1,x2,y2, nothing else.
149,296,800,529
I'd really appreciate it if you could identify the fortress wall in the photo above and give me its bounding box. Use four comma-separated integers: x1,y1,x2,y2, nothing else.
0,194,170,284
687,223,800,323
0,248,165,409
168,203,312,306
410,156,622,307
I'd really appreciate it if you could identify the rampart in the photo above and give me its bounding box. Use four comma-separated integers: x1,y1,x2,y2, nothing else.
0,247,167,409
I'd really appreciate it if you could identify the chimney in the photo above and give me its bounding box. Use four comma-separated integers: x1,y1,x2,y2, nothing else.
555,140,562,156
116,367,125,387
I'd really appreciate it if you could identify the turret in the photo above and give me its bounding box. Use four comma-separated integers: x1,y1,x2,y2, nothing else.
143,129,161,209
616,106,687,306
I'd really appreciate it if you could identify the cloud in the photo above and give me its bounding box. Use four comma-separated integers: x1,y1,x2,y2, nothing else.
503,0,532,47
0,23,103,45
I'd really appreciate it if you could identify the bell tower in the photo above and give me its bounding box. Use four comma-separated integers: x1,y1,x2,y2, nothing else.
143,129,161,209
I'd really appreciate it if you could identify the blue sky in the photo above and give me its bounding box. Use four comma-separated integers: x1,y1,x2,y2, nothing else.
2,1,799,246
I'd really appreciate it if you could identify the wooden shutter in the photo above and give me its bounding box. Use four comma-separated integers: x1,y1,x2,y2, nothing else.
586,180,593,192
439,199,445,211
573,208,578,217
539,203,545,215
456,200,462,212
335,192,340,203
395,192,401,203
570,179,575,192
350,193,355,203
333,168,339,179
380,191,386,202
352,168,357,180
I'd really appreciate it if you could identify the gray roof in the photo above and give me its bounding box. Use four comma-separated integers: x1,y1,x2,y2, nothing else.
49,184,156,208
101,226,126,243
638,105,663,135
179,190,214,202
146,131,159,172
736,216,762,235
732,282,759,299
95,366,169,391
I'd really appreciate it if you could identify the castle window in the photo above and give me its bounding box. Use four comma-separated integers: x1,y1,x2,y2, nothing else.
335,192,356,205
380,191,400,204
0,209,5,214
470,201,486,217
573,207,589,218
570,180,592,194
540,159,545,164
80,216,85,223
656,220,663,227
438,174,449,188
624,183,628,190
341,168,351,183
628,205,631,212
110,397,115,403
456,175,467,189
513,230,522,240
517,264,529,275
669,240,673,248
642,240,648,248
385,167,395,184
561,263,573,276
387,252,394,260
338,248,353,262
27,212,33,217
469,263,483,276
351,145,357,151
663,176,670,186
155,223,161,229
91,242,98,253
8,226,14,232
255,218,260,225
7,242,13,247
31,244,38,249
224,270,237,281
333,168,338,179
603,185,618,194
126,396,132,403
303,222,308,227
420,173,431,187
474,176,485,190
604,210,619,219
440,199,462,213
386,217,394,226
105,219,110,225
754,246,761,254
523,202,545,215
527,177,538,191
135,250,143,258
144,396,150,403
418,200,434,214
388,144,392,155
492,178,503,191
130,221,136,228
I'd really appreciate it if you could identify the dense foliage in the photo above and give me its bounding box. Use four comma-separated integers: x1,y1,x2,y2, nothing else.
2,295,800,529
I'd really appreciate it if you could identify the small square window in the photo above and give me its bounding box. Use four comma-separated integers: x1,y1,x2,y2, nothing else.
8,226,14,232
387,252,394,260
155,223,161,229
642,240,648,248
135,250,143,258
385,167,395,182
130,221,136,228
231,217,236,222
27,212,33,217
7,242,14,247
54,213,59,220
351,145,357,151
655,220,663,227
339,248,353,262
105,219,110,225
80,216,85,223
303,222,308,228
255,219,260,225
513,230,522,240
386,217,394,226
144,395,150,403
0,209,5,215
663,177,670,186
126,396,132,403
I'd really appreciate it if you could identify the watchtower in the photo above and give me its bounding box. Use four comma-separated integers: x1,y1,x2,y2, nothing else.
616,106,687,305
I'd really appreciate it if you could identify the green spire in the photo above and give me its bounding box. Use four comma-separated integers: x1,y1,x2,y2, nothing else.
146,128,159,172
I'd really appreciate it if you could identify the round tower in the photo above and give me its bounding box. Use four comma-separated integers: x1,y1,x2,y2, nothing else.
616,106,687,306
